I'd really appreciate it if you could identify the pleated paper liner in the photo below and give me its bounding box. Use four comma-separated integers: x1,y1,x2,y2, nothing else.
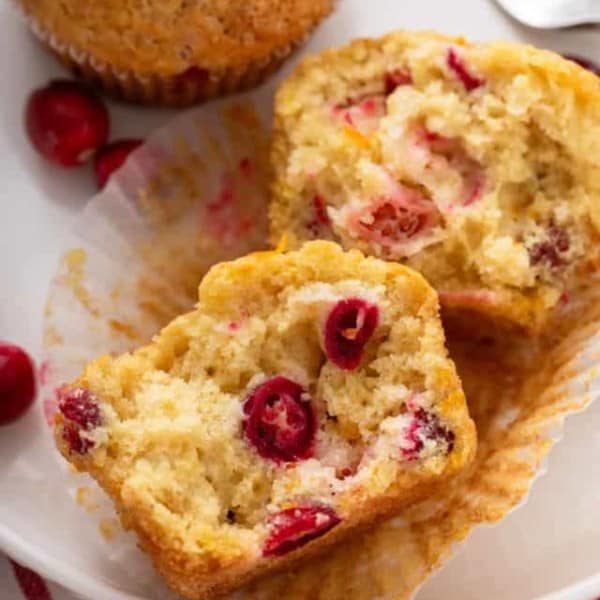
40,98,600,600
20,7,318,107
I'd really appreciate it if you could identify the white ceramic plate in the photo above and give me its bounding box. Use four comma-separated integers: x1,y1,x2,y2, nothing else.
1,0,599,599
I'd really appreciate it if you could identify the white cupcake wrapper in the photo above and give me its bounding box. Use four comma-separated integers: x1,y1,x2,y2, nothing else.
36,94,600,600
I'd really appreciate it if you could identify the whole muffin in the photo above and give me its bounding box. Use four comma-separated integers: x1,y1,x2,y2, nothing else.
270,31,600,336
54,241,475,600
18,0,334,106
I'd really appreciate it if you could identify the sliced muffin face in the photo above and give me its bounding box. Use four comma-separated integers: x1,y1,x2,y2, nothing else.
270,32,600,334
54,241,475,600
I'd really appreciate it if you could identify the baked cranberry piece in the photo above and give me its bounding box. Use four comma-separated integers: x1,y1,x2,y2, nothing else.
421,130,485,206
366,199,432,239
25,80,109,167
403,408,455,460
324,298,379,371
243,377,316,463
262,505,341,557
94,138,143,189
0,343,36,425
349,190,441,253
58,387,102,455
384,68,412,94
563,54,600,77
306,195,332,237
446,48,484,91
529,224,570,269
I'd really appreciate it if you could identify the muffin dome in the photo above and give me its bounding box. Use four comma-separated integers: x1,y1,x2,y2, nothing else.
20,0,334,105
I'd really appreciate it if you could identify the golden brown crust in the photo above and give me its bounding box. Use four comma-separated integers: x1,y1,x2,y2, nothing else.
20,0,334,75
18,0,333,106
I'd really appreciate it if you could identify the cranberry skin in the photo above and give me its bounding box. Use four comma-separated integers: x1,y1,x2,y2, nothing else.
243,377,316,463
529,225,570,269
58,387,101,455
306,194,332,237
403,409,455,460
94,138,143,189
563,54,600,77
446,48,484,91
262,505,341,557
324,298,379,371
25,80,109,167
366,201,429,240
384,68,413,94
0,343,36,425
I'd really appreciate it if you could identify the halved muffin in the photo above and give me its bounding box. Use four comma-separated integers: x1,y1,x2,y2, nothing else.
54,241,475,599
270,31,600,335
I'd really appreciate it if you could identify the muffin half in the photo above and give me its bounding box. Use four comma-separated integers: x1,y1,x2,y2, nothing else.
270,31,600,335
54,241,475,600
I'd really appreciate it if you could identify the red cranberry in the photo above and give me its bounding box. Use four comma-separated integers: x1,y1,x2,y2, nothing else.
243,377,316,463
529,225,570,268
25,80,109,167
306,194,332,236
403,408,455,460
262,505,341,557
384,68,413,94
94,138,143,189
58,387,101,455
11,560,52,600
370,201,426,238
312,195,331,226
0,343,36,425
324,298,379,371
353,194,440,249
563,54,600,77
446,48,484,91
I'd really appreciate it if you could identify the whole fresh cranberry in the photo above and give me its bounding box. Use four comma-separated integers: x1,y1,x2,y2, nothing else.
58,387,101,454
446,48,484,91
94,138,143,189
243,376,316,463
0,343,36,425
262,505,341,557
25,80,109,167
324,298,379,371
402,408,455,460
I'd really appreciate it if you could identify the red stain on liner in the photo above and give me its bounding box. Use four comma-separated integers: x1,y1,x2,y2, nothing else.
384,68,413,94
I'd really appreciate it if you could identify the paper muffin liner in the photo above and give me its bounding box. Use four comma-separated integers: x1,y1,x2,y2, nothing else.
19,7,311,107
40,99,600,600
